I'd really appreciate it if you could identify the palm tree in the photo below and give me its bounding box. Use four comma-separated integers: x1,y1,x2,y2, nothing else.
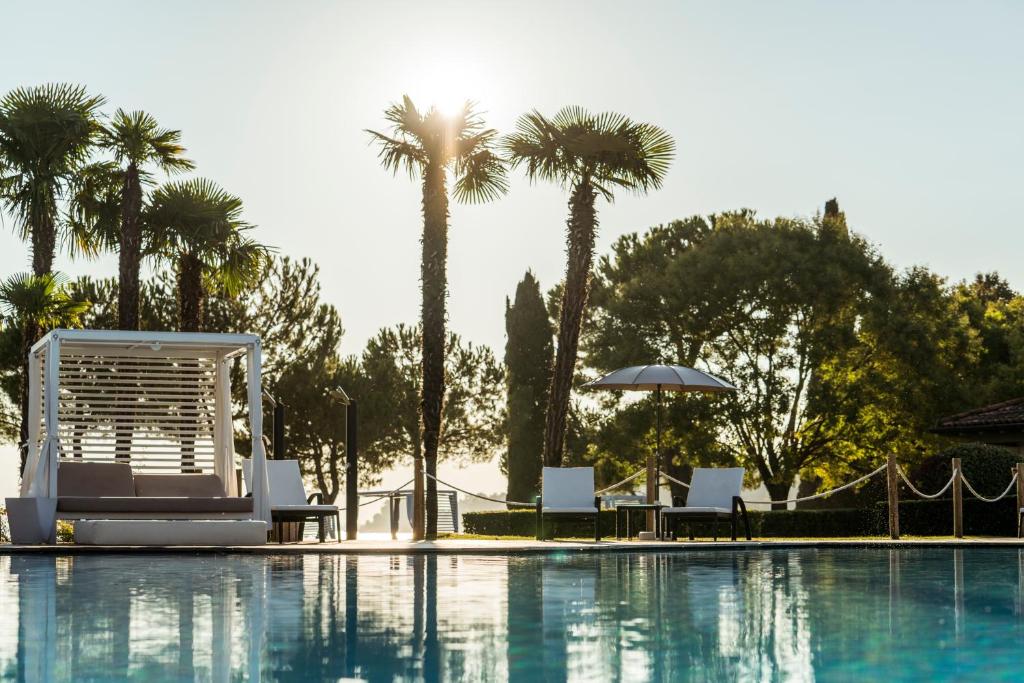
146,178,271,332
367,96,507,539
99,109,194,330
504,107,674,467
0,273,90,474
0,84,105,275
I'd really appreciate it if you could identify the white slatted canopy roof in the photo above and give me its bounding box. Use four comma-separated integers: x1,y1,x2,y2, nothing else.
20,329,272,528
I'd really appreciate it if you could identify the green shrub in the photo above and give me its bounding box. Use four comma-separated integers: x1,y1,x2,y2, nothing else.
0,507,7,544
56,520,74,543
462,497,1020,538
911,442,1020,499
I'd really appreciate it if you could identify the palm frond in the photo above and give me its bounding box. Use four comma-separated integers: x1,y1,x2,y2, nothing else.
65,160,122,258
100,108,194,173
0,271,90,330
504,106,676,199
453,148,508,204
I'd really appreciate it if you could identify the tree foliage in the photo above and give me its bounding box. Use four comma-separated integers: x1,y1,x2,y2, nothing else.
339,323,506,475
502,271,552,504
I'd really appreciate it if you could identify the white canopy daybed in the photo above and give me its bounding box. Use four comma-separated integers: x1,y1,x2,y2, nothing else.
18,329,271,529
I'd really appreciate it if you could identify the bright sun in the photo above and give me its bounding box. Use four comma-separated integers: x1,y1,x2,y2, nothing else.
406,59,482,118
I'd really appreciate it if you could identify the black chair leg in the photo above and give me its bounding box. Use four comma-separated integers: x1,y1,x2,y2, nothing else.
731,512,737,541
595,515,601,542
318,517,325,543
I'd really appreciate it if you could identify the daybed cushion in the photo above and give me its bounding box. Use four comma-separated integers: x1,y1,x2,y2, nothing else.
134,474,226,497
58,461,135,497
661,506,731,515
74,520,267,546
57,497,253,513
541,506,599,514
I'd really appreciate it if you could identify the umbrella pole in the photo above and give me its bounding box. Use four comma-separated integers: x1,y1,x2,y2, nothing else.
647,385,663,533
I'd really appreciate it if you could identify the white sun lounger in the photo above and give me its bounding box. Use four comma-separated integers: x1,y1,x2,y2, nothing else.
535,466,601,541
659,467,751,541
243,459,340,542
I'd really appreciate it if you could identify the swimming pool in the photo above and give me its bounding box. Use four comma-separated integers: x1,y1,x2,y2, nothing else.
0,547,1022,681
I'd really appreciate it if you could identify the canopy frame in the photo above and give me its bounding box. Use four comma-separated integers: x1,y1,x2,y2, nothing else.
19,329,272,528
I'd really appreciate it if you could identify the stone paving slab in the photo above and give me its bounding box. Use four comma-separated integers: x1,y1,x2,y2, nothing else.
4,537,1024,554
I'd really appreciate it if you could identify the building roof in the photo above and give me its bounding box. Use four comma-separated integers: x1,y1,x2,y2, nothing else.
932,397,1024,435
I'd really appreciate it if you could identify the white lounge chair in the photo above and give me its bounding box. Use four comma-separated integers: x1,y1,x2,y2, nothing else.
243,459,340,543
535,466,601,541
659,467,751,541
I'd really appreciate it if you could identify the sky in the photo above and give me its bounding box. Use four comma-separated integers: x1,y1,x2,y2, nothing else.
1,1,1023,506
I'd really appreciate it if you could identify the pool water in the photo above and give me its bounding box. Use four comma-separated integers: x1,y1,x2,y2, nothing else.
1,548,1023,681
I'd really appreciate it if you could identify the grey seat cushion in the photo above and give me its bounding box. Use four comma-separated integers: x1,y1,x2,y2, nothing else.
58,461,135,497
57,497,253,513
134,474,226,497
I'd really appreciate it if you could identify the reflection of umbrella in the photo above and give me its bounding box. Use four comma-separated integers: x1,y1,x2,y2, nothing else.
583,365,736,523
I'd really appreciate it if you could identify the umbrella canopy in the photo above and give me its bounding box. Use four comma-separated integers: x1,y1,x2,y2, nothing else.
583,364,736,534
582,364,736,393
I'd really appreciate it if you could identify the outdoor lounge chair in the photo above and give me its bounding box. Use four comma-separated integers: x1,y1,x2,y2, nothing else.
659,467,751,541
243,459,340,543
535,466,601,541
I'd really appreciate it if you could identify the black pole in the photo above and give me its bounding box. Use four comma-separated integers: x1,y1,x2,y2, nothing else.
273,402,285,460
655,385,662,506
346,400,359,540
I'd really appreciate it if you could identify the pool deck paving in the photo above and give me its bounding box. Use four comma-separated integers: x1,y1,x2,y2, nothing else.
5,536,1024,554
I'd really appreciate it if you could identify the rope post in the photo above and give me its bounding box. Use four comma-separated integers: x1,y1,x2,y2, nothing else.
886,455,900,540
1017,463,1024,521
952,457,963,539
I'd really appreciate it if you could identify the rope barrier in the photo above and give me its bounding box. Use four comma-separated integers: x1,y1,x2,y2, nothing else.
744,464,887,505
962,471,1018,503
897,467,956,500
660,472,691,489
339,478,416,511
595,469,648,494
423,472,535,507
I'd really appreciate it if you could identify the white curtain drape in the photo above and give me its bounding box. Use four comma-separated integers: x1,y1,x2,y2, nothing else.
20,351,42,496
213,352,238,496
28,337,61,498
247,343,271,528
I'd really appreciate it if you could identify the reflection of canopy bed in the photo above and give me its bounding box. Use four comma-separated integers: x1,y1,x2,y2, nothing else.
18,329,271,533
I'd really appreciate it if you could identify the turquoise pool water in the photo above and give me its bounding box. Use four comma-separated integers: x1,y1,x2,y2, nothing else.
0,548,1023,681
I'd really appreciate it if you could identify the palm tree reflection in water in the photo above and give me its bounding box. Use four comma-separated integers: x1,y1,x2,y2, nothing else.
2,549,1024,681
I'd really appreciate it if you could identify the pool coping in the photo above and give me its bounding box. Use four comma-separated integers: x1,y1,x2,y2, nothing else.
5,537,1024,555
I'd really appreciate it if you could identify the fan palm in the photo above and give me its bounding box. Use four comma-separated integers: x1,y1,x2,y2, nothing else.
367,96,507,539
0,272,90,474
504,107,674,467
146,178,271,332
0,84,105,275
99,109,194,330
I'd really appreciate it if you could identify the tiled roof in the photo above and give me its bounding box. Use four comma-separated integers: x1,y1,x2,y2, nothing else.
932,397,1024,433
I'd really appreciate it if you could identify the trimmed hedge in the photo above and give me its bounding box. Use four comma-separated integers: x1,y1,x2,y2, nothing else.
463,497,1020,538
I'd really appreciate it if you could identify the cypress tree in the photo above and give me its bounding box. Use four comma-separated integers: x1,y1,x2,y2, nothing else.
504,271,553,505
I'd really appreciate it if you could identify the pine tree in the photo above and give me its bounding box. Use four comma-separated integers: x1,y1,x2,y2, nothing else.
503,271,553,504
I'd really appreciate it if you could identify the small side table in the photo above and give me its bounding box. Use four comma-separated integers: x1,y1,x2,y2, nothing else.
614,503,665,540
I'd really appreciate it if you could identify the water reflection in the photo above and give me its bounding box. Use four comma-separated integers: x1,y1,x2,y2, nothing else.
1,548,1024,680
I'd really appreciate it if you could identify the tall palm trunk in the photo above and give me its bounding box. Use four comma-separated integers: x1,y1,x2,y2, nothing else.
178,253,205,333
118,164,143,330
542,180,597,467
17,320,35,476
115,164,143,463
30,210,57,277
420,162,448,540
177,253,204,471
20,209,57,474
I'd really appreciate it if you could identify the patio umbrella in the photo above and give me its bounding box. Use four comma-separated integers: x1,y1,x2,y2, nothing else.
582,365,736,520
